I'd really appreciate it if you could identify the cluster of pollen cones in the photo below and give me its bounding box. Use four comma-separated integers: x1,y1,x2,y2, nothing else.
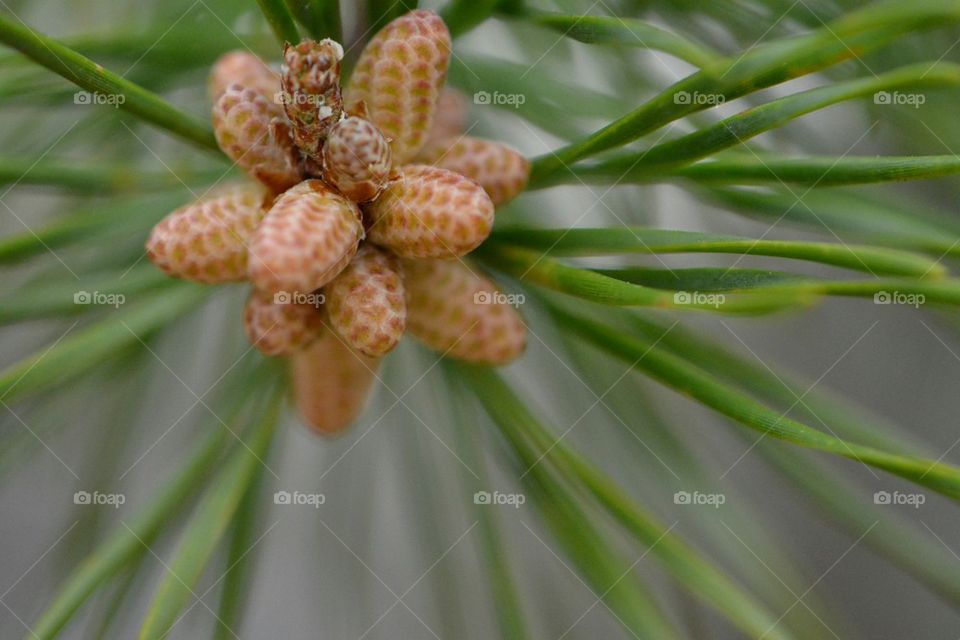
145,10,531,436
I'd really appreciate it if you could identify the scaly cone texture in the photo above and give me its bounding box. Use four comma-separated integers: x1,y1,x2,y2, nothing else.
325,245,406,357
208,51,279,103
365,164,494,259
282,39,343,157
344,10,451,165
321,116,393,202
403,259,526,365
291,331,381,436
146,183,268,283
248,179,363,295
213,85,302,193
420,87,469,150
417,136,530,206
243,288,326,356
148,11,532,438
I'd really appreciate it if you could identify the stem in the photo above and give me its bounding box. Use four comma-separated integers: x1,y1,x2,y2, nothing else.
537,62,960,186
0,14,219,151
285,0,342,42
28,363,278,640
0,284,210,404
441,0,500,37
547,304,960,500
524,12,720,68
669,154,960,186
256,0,301,45
460,365,795,640
443,373,532,640
139,390,282,639
484,231,945,278
0,157,225,193
529,0,960,182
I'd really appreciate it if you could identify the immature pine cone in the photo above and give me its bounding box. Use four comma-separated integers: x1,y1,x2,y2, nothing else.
365,164,494,259
321,116,393,202
344,10,451,164
281,39,343,156
208,51,279,103
243,288,326,356
292,331,381,436
213,85,302,192
403,259,526,365
325,245,405,357
248,180,363,295
417,136,529,206
146,183,268,283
